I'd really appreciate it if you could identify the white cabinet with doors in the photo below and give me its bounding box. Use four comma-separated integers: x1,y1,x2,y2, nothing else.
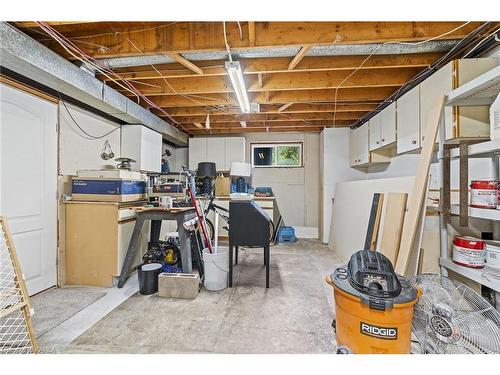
420,58,498,142
189,137,245,171
397,85,421,154
369,103,397,151
369,113,381,151
380,102,397,146
205,138,226,170
121,125,162,172
358,124,370,164
350,124,370,166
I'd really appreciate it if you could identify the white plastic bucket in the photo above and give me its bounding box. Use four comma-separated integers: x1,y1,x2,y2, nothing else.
203,247,229,291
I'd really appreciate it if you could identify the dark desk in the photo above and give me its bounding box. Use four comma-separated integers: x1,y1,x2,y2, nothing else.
117,207,196,288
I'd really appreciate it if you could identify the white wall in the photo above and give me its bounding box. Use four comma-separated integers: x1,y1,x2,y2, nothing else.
243,132,319,234
320,128,365,243
59,103,121,176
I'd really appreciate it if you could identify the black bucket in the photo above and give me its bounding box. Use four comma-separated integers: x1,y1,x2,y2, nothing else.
137,263,163,295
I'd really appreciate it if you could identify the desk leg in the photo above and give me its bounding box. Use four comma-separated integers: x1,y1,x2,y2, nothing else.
264,245,270,288
177,213,193,273
118,216,145,288
150,220,162,248
228,244,233,287
235,246,239,265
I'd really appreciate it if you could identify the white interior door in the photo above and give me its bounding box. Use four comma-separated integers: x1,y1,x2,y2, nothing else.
0,84,57,295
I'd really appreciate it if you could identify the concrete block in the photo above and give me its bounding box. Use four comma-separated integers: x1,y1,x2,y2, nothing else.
158,273,200,299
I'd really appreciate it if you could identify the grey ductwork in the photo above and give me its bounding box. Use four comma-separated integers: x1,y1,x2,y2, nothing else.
0,22,188,146
95,40,459,68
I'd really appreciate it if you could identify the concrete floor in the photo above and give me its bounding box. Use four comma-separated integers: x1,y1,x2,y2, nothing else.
50,240,342,354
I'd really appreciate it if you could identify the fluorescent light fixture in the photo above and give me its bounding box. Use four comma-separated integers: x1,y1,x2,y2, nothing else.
225,61,251,113
240,121,247,128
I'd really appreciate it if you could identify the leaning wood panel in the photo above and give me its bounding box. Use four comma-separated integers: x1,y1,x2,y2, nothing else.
0,217,38,353
379,192,408,265
395,97,444,275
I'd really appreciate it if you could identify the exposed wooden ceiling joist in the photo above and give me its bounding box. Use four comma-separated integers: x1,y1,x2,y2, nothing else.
165,52,203,75
114,67,422,96
171,112,362,124
144,86,397,108
13,21,489,134
23,22,482,59
153,103,379,116
99,53,442,81
288,46,311,70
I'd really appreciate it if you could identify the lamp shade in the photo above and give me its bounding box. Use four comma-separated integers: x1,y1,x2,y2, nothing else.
197,162,217,178
230,162,252,177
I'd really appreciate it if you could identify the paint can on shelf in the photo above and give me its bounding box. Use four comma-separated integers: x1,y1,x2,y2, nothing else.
452,236,486,269
485,241,500,271
470,180,498,209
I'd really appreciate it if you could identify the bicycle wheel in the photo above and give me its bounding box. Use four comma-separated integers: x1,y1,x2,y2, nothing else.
204,218,215,243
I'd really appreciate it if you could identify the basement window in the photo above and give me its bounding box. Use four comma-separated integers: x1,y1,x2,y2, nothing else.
251,142,303,168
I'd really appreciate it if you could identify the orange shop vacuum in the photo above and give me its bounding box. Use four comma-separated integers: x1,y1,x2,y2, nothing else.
326,250,420,354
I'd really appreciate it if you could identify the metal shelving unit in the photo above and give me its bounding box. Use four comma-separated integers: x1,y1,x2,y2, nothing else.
438,65,500,291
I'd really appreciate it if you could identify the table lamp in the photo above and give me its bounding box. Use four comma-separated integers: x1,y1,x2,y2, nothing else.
230,162,251,193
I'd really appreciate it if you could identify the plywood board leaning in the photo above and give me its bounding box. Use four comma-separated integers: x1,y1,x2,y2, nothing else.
379,192,407,265
364,193,384,250
395,97,444,275
329,176,415,262
0,217,38,353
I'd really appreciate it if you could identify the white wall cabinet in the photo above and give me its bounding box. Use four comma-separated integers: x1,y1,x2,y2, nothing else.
189,136,245,171
369,113,381,151
350,124,370,166
188,138,207,170
225,137,246,167
397,85,421,154
369,103,397,151
349,128,359,166
380,102,397,146
358,124,370,164
420,58,497,142
121,125,162,172
205,138,226,169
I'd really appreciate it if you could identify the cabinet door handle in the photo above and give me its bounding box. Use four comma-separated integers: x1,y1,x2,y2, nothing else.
376,141,379,144
412,140,417,144
381,138,385,142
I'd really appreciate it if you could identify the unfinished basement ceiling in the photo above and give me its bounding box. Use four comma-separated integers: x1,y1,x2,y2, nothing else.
11,21,500,135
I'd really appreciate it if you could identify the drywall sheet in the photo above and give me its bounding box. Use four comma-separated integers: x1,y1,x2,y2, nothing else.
328,176,415,263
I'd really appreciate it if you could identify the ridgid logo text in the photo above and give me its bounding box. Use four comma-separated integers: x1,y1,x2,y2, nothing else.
360,322,398,340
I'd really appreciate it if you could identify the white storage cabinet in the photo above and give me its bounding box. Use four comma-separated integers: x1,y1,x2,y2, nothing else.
189,137,245,171
121,125,162,172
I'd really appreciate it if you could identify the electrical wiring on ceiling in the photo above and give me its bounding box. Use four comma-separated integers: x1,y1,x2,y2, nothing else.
58,93,120,140
34,22,179,43
461,27,500,59
124,36,234,120
349,22,496,128
331,21,474,126
35,21,186,130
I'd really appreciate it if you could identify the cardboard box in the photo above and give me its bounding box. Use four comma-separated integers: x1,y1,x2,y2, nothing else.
158,273,200,299
215,176,231,196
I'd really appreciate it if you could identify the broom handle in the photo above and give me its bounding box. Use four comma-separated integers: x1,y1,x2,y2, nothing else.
188,185,212,253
